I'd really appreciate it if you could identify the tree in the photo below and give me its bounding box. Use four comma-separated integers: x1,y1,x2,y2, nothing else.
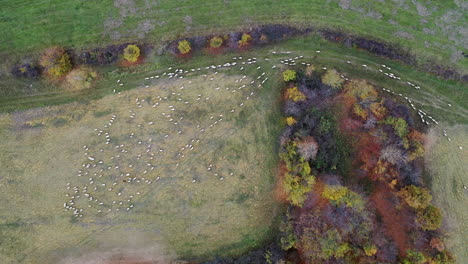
322,185,364,210
297,136,318,161
321,69,344,89
353,103,368,120
39,47,73,77
285,87,306,102
238,33,252,47
209,36,223,48
398,185,432,209
282,172,315,207
383,116,408,138
344,79,378,101
283,70,297,82
363,244,377,256
123,44,141,62
178,40,192,54
285,116,296,126
380,145,408,165
402,250,426,264
65,67,97,90
417,205,442,231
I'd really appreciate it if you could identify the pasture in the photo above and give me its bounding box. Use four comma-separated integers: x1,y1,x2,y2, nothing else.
0,69,282,263
1,0,466,71
426,125,468,264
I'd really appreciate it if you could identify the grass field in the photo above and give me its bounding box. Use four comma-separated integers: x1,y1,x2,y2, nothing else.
426,125,468,264
0,0,467,263
1,0,466,72
0,67,283,263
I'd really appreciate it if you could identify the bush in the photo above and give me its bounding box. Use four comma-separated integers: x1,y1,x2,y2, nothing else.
352,103,368,120
65,67,98,90
402,250,427,264
283,70,297,82
286,116,296,126
238,33,252,47
398,185,432,209
322,185,364,210
178,40,192,54
383,116,408,138
11,63,40,78
123,44,141,62
321,69,344,89
344,79,378,101
283,171,315,207
408,140,425,161
39,47,73,78
209,36,223,48
417,205,442,231
285,87,306,102
370,101,388,120
363,244,377,256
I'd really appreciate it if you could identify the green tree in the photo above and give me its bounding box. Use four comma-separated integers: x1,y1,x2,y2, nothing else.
417,205,442,231
383,116,409,138
283,70,297,82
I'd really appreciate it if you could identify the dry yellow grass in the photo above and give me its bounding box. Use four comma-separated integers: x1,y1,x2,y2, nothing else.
0,73,280,263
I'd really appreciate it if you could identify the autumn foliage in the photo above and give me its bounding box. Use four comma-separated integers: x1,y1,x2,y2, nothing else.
39,47,73,78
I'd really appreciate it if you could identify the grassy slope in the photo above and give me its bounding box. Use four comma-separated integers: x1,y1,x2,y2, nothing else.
0,0,466,71
425,125,468,264
0,71,283,263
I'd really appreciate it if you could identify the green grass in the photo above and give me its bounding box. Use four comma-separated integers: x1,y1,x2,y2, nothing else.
0,0,466,71
425,125,468,263
2,34,466,125
0,70,283,263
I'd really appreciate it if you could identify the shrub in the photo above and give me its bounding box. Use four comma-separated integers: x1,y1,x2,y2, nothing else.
417,205,442,230
383,116,408,138
238,33,252,47
65,67,98,90
123,44,141,62
209,36,223,48
363,244,377,256
352,103,368,120
322,185,364,210
370,101,388,120
409,140,425,161
430,250,455,264
177,40,192,54
283,70,297,82
398,185,432,209
286,116,296,126
285,87,306,102
11,63,40,78
321,69,344,89
283,171,315,207
39,47,73,78
344,79,378,101
402,250,426,264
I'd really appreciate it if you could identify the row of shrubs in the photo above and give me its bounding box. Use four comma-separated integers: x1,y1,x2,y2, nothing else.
167,24,300,56
319,29,468,83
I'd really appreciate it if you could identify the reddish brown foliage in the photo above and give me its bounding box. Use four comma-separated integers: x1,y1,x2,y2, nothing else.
370,184,413,256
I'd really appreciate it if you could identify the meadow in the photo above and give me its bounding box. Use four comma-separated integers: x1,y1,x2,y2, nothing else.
426,125,468,263
1,0,466,72
0,66,283,263
0,0,467,263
